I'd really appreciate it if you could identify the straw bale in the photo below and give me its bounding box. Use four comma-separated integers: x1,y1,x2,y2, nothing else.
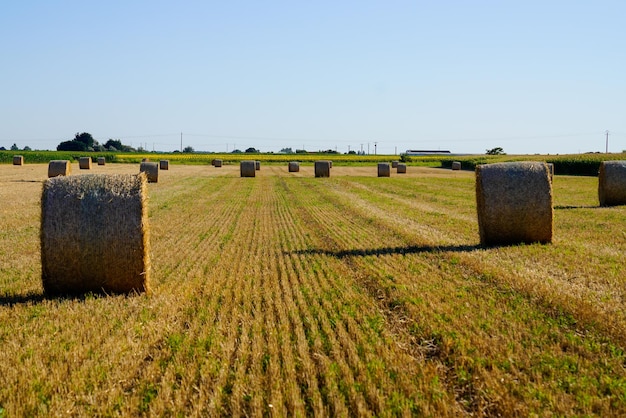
288,161,300,172
40,173,150,295
315,161,331,177
452,161,461,171
391,160,399,168
214,159,223,168
476,161,553,246
378,163,391,177
79,157,92,170
211,159,217,166
598,160,626,206
97,157,106,166
13,155,24,165
255,161,261,170
329,161,333,168
397,163,407,173
140,162,159,183
48,160,71,178
240,161,256,177
159,160,169,170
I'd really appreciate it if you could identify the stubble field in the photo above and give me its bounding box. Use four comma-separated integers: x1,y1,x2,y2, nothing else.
1,162,626,416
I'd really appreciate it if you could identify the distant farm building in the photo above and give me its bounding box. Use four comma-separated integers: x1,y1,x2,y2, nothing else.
405,150,452,156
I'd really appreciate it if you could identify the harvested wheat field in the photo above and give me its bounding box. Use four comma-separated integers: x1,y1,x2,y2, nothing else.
1,163,626,416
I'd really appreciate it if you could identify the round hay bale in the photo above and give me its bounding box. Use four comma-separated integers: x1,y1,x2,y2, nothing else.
288,161,300,172
79,157,92,170
240,161,256,177
159,160,169,170
378,163,391,177
397,163,407,174
476,161,553,246
329,160,333,168
48,160,71,178
598,160,626,206
255,161,261,171
13,155,24,165
452,161,462,171
140,162,159,183
391,160,399,168
211,159,217,166
40,173,150,295
97,157,106,166
214,159,223,168
315,161,331,178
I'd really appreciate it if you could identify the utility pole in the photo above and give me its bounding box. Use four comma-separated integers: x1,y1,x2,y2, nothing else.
180,132,183,152
360,144,364,154
606,130,610,153
395,146,397,155
374,142,377,155
367,143,370,155
348,145,351,153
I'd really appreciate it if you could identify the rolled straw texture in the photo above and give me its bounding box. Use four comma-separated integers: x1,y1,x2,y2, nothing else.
315,161,331,177
392,161,399,168
599,161,626,206
159,160,169,170
97,157,106,166
288,161,300,172
378,163,391,177
240,161,256,177
40,174,150,294
13,155,24,165
140,162,159,183
476,161,553,246
397,163,407,173
79,157,92,170
255,161,261,170
48,160,71,178
214,159,223,168
452,161,461,171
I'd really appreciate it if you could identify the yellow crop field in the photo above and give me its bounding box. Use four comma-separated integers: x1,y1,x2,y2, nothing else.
1,162,626,416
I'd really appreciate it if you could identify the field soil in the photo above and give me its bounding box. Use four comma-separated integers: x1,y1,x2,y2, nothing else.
1,163,626,416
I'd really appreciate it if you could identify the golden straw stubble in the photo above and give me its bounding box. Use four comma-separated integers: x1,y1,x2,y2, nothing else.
476,161,553,246
40,173,150,294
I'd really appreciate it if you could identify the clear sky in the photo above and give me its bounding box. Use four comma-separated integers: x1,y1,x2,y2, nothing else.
2,1,625,155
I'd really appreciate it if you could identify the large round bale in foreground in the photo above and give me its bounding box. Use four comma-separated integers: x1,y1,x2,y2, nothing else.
79,157,92,170
13,155,24,165
288,161,300,172
140,162,159,183
214,159,223,168
397,163,407,174
48,160,71,178
240,161,256,177
97,157,106,166
598,160,626,206
315,161,331,178
40,174,150,295
159,160,169,170
452,161,462,171
378,163,391,177
476,162,553,246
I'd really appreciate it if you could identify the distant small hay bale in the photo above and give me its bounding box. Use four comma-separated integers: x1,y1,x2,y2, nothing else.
140,162,159,183
240,161,256,177
214,159,223,168
392,160,399,168
476,161,553,246
288,161,300,172
211,159,217,166
48,160,71,178
159,160,169,170
13,155,24,165
40,173,150,295
378,163,391,177
397,163,407,174
255,161,261,170
329,161,333,168
79,157,92,170
452,161,462,171
547,163,554,182
598,160,626,206
97,157,106,166
315,161,331,178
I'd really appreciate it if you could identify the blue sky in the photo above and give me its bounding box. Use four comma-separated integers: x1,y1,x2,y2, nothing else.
1,1,625,154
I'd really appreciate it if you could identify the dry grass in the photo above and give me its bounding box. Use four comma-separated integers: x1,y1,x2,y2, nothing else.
1,163,625,416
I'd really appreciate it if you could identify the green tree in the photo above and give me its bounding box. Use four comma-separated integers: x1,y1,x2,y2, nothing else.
486,147,505,155
74,132,95,149
10,143,19,151
183,146,194,153
245,147,259,153
57,140,87,151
